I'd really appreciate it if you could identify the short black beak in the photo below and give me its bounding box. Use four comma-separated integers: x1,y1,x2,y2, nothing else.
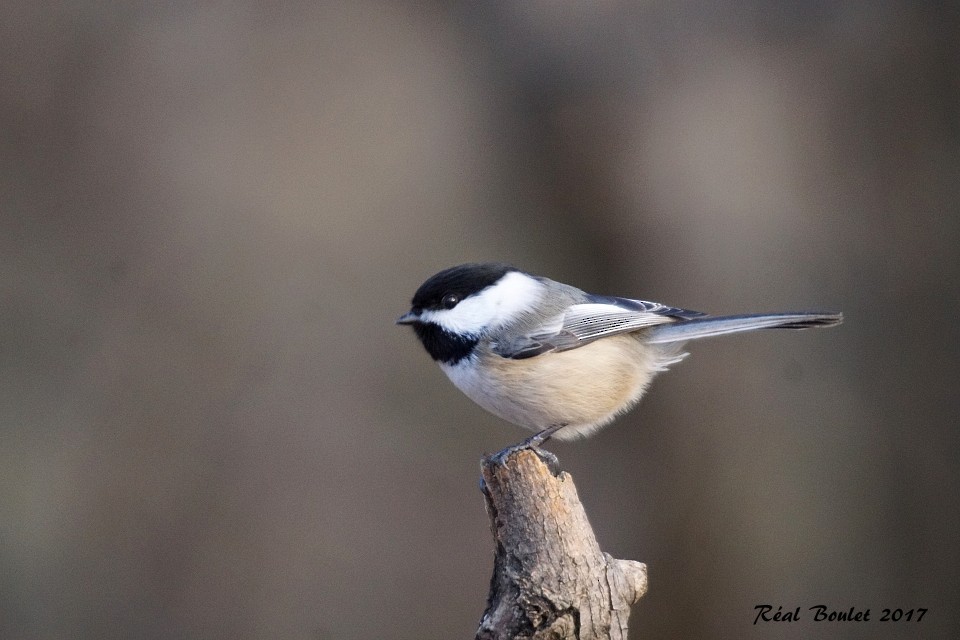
396,311,419,325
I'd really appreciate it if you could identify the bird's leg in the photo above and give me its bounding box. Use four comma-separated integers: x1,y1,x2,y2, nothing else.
490,424,566,471
523,424,565,448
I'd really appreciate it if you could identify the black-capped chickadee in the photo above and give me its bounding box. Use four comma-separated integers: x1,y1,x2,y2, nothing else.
398,263,842,444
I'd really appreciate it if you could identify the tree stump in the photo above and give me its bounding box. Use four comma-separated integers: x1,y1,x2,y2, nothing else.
476,448,648,640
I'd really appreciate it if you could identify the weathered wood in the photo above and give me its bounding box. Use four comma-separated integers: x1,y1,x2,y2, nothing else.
476,449,647,640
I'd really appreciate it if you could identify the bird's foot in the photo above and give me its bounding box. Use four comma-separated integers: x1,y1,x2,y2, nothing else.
489,425,566,472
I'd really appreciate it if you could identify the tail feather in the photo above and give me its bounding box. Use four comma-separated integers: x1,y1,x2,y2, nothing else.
646,312,843,344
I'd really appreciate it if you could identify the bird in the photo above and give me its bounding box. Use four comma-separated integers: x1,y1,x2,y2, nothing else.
397,262,841,445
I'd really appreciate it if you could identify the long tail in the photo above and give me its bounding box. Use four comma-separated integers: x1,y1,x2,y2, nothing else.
646,312,843,344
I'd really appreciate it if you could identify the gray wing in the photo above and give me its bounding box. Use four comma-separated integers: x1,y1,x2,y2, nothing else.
492,295,704,359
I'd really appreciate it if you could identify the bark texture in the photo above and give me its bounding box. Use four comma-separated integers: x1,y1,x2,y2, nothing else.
476,449,647,640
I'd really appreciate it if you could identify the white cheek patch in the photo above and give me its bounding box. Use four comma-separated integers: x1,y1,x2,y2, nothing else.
421,271,544,335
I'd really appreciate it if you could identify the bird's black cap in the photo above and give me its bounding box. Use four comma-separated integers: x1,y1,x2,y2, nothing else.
409,263,518,313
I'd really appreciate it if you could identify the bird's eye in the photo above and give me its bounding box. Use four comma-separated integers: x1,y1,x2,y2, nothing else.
441,293,460,309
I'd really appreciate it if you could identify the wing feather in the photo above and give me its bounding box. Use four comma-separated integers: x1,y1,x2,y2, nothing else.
492,296,703,358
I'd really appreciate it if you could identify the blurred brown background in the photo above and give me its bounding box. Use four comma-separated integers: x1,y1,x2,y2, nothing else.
3,2,958,639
